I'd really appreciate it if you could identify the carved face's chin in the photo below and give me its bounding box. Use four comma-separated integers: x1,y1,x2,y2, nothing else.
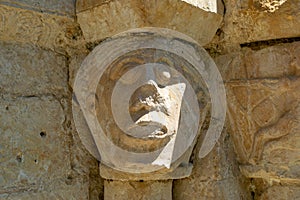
136,120,168,138
126,113,170,139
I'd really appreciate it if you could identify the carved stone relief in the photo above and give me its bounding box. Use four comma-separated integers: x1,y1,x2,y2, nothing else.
73,28,226,178
227,77,300,183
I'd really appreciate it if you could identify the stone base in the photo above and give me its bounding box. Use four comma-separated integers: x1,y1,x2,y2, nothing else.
99,163,193,181
104,180,172,200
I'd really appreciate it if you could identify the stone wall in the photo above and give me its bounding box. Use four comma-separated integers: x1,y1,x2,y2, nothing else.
0,0,299,199
0,1,103,199
212,1,300,199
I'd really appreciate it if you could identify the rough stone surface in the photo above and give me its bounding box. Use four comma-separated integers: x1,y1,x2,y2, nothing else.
0,3,102,199
256,185,300,200
174,179,248,200
218,41,300,197
0,0,75,16
0,97,87,199
215,42,300,81
226,77,300,182
1,0,300,199
0,4,81,53
76,0,223,45
222,0,300,46
0,41,68,97
173,129,250,200
104,180,172,200
76,0,107,12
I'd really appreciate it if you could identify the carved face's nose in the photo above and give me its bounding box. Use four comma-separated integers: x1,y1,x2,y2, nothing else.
146,79,159,89
129,81,169,122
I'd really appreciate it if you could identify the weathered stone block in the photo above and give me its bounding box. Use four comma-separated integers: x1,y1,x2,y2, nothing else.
222,0,300,45
244,42,300,79
215,42,300,81
0,182,88,200
227,78,300,183
99,163,193,181
0,0,75,16
0,4,78,51
0,41,68,96
104,180,172,200
0,97,70,193
76,0,107,12
215,52,247,81
76,0,223,45
173,178,249,200
257,185,300,200
173,128,251,200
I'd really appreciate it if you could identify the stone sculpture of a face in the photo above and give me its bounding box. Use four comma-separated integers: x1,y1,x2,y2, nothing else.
122,65,185,139
72,28,226,174
95,49,201,168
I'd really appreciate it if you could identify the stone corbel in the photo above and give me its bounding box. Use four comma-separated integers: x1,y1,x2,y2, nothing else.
76,0,223,46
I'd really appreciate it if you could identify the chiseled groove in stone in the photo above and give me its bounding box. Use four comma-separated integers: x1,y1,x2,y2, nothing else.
0,4,75,52
240,37,300,50
0,0,75,17
240,165,300,185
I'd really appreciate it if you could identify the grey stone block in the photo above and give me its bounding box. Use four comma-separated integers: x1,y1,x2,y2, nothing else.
0,42,68,97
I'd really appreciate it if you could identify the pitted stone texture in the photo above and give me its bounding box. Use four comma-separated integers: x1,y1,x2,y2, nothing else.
215,42,300,81
76,0,222,45
70,119,104,200
104,180,172,200
0,0,75,16
222,0,300,45
0,41,68,97
0,97,79,194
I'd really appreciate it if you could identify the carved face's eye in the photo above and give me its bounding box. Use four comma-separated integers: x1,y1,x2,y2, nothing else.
119,67,143,85
154,66,171,86
109,56,145,84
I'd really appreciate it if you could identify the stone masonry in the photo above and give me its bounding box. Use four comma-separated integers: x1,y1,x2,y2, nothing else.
0,0,299,199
